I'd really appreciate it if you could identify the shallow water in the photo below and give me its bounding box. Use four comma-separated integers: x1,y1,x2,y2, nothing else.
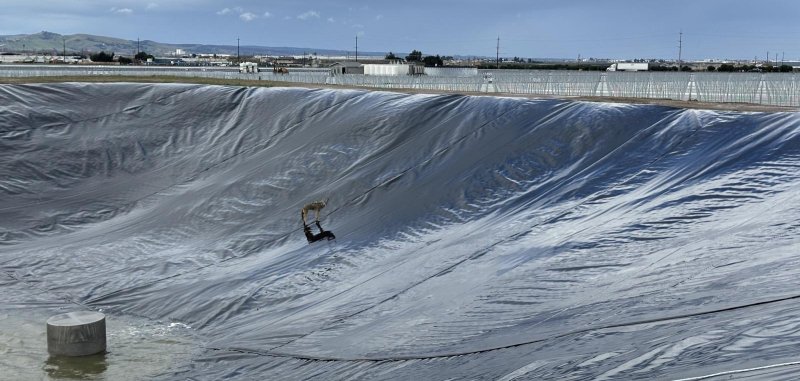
1,83,799,380
0,307,195,380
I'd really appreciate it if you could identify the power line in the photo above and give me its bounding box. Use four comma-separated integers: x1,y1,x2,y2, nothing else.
496,36,500,69
678,30,683,68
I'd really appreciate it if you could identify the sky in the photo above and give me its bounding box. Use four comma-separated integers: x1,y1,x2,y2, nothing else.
1,0,799,60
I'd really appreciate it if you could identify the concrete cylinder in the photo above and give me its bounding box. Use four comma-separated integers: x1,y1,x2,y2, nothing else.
47,311,106,357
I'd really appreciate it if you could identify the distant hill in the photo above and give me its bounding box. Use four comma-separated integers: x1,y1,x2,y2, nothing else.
0,31,386,58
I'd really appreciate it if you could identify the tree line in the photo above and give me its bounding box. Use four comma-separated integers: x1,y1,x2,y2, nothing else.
88,50,155,64
385,50,452,67
713,64,793,72
86,48,797,73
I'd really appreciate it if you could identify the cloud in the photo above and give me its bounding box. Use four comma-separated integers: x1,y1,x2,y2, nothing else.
352,24,364,29
263,11,272,18
327,17,335,23
297,10,320,20
217,6,260,21
239,12,257,21
110,7,133,14
145,3,158,10
376,14,383,20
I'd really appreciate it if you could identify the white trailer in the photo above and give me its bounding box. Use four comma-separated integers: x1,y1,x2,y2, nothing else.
363,64,410,76
606,62,649,72
239,62,258,73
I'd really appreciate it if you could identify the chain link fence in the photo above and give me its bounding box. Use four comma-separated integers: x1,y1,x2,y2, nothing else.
1,65,798,106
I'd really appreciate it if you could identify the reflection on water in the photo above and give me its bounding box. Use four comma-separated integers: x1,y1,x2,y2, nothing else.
44,353,108,379
0,308,195,381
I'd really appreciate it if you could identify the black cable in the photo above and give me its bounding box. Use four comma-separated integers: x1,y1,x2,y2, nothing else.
199,291,800,362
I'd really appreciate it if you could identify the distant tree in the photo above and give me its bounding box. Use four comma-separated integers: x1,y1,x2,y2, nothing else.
118,56,133,65
707,65,716,72
717,64,735,72
651,65,680,71
405,50,422,62
780,64,793,72
423,55,443,67
135,51,154,62
680,65,692,72
90,51,115,62
385,51,397,60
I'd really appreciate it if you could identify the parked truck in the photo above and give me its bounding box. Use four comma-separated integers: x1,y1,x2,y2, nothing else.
606,62,649,72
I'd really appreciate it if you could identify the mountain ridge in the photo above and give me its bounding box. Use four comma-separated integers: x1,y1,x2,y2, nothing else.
0,31,387,57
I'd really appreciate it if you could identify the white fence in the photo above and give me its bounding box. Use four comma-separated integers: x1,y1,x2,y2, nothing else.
363,64,409,76
1,65,798,106
424,67,479,77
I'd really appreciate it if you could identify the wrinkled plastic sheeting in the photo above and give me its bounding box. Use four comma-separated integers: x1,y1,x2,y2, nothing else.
1,83,800,380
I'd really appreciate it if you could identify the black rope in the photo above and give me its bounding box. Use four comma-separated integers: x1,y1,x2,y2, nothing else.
202,292,800,362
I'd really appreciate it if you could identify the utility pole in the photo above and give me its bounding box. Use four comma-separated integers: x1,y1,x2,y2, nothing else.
63,38,66,64
496,36,500,69
237,37,240,63
677,30,683,69
355,35,358,62
137,37,140,55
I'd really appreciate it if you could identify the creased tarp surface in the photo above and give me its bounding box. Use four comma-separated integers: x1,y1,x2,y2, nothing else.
1,83,800,380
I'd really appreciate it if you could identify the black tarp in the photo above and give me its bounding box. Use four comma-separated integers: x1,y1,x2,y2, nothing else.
2,83,800,380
